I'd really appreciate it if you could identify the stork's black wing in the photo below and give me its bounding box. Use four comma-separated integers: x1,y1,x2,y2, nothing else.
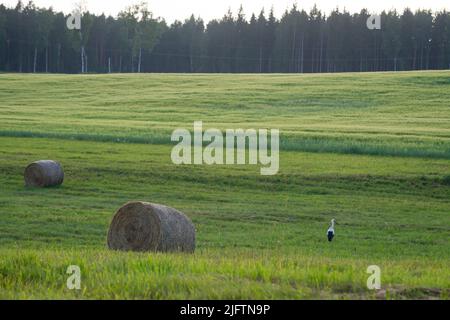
327,231,334,242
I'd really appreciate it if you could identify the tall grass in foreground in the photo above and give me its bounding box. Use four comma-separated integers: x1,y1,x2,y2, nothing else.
0,249,448,299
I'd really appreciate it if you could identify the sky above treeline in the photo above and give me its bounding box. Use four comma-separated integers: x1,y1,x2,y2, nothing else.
1,0,450,23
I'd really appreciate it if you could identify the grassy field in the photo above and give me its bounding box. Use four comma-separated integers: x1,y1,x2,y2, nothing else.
0,71,449,299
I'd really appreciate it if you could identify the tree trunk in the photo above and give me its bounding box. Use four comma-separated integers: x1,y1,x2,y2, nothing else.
259,47,263,73
300,34,304,73
319,33,324,73
6,40,10,71
57,44,61,73
360,52,363,72
138,47,142,73
420,45,424,70
81,46,85,73
33,47,37,73
19,52,22,73
413,47,417,70
45,47,48,73
290,26,296,73
189,46,194,73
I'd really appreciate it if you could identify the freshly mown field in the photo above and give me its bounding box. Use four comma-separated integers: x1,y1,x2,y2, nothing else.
0,72,449,299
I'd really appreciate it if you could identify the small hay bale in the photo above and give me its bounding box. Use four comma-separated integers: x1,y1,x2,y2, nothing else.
24,160,64,187
107,201,195,253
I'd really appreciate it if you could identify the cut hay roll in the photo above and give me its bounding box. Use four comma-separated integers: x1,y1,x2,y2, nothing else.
24,160,64,187
107,201,195,253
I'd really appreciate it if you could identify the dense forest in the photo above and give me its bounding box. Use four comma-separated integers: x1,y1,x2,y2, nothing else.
1,1,450,73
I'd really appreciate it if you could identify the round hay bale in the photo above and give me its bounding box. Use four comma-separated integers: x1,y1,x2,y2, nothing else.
107,201,195,253
24,160,64,188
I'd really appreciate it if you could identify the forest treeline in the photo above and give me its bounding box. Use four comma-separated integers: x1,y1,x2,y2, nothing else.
1,1,450,73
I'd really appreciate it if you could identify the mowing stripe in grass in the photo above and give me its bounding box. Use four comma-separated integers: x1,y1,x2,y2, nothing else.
1,130,450,159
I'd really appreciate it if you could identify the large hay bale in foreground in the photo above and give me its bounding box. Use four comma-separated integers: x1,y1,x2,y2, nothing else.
107,201,195,253
24,160,64,187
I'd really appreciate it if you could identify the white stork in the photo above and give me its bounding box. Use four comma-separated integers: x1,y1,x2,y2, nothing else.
327,219,336,242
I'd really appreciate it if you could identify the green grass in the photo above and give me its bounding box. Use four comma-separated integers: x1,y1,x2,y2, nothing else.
0,72,449,299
